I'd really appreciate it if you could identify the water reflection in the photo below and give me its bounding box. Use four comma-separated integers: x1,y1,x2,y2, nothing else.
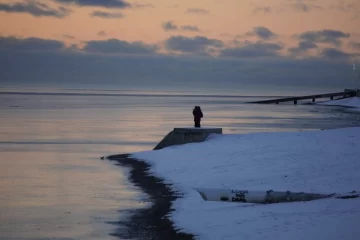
0,150,147,240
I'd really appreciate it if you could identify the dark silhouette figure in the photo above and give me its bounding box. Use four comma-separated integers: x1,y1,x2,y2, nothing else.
193,106,203,128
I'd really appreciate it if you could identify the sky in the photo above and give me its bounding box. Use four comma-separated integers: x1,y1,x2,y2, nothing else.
0,0,360,90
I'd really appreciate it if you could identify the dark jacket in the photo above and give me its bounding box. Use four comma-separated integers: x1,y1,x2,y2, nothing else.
193,106,203,122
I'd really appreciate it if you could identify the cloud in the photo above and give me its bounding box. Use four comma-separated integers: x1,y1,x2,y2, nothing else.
0,0,70,18
296,29,350,46
162,21,178,31
290,1,322,12
90,11,124,18
0,36,156,56
83,38,157,55
0,36,354,90
133,3,154,8
97,31,107,36
162,21,201,32
181,25,200,32
0,36,65,52
349,42,360,50
220,41,283,58
320,48,352,59
289,41,318,54
186,8,210,14
331,2,360,20
166,4,178,8
329,1,356,12
2,50,352,92
164,36,223,53
220,33,233,37
252,6,272,14
252,0,322,14
54,0,131,8
245,26,277,40
63,34,75,39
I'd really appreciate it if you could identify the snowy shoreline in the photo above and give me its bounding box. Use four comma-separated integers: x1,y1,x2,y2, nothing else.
106,154,194,240
317,96,360,112
128,97,360,240
132,127,360,240
105,97,360,240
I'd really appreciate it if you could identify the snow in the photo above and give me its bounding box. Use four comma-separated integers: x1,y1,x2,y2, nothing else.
318,96,360,112
132,127,360,240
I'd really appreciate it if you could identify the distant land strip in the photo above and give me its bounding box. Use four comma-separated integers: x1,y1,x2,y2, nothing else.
0,91,288,99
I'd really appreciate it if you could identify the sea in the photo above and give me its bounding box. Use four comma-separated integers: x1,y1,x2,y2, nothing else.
0,84,359,240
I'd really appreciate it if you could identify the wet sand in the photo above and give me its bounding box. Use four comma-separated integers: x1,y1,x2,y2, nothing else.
105,153,194,240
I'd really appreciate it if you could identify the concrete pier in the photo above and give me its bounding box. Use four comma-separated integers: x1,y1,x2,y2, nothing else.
154,127,222,150
248,89,357,105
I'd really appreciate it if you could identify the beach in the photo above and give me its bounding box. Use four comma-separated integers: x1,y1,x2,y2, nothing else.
106,97,360,240
1,89,360,240
106,154,194,240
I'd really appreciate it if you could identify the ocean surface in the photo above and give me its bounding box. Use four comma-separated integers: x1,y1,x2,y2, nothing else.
0,86,359,240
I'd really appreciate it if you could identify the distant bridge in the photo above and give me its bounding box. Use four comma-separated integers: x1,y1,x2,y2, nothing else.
248,89,358,105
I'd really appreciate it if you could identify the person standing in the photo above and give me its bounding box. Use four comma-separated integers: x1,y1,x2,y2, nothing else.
193,106,203,128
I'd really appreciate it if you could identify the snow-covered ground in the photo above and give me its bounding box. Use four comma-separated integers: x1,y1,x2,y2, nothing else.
318,96,360,112
131,98,360,240
133,128,360,240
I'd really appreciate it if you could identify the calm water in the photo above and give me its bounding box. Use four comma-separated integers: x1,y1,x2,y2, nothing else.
0,87,359,240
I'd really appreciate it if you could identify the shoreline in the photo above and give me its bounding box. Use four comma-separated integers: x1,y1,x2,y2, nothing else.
105,153,194,240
